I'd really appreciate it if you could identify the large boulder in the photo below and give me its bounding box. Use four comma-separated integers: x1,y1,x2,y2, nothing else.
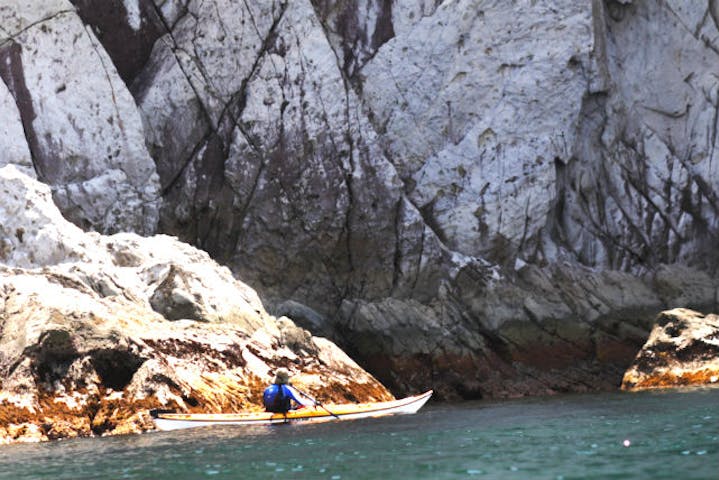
0,166,391,444
621,308,719,391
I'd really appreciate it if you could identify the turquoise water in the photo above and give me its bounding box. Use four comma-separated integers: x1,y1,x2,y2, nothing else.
0,388,717,479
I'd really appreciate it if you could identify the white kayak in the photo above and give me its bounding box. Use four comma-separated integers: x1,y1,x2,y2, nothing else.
150,390,433,431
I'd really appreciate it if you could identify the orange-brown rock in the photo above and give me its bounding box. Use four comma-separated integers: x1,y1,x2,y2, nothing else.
621,309,719,391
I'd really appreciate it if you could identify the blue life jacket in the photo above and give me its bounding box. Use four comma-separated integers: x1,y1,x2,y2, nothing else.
263,384,297,413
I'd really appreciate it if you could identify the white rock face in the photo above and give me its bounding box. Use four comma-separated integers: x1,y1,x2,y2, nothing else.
132,0,449,311
123,0,141,30
0,78,33,177
552,0,719,271
0,0,160,234
323,0,719,269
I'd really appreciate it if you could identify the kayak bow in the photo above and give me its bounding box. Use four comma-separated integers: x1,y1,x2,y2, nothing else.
150,390,432,431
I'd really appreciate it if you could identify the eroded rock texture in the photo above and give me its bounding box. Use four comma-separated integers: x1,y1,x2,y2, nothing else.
1,1,718,401
0,166,391,444
0,0,160,234
621,308,719,390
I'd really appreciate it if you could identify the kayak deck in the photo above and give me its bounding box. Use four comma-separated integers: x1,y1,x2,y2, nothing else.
151,390,432,431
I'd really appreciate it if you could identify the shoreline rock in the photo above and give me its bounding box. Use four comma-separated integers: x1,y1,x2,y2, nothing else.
621,309,719,391
335,262,717,400
0,166,392,445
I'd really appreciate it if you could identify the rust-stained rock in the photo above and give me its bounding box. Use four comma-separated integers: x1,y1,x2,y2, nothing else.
0,166,392,445
621,309,719,391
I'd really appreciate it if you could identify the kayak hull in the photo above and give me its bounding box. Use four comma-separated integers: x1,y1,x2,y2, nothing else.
151,390,432,431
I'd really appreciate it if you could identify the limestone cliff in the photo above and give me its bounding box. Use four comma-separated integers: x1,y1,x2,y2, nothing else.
0,1,718,401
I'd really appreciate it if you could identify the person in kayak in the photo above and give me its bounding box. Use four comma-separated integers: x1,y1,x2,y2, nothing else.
262,368,313,413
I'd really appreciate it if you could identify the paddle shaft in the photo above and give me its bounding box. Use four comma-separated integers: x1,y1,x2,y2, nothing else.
294,387,339,419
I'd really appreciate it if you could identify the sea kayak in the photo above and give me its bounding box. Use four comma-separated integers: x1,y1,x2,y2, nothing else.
150,390,432,431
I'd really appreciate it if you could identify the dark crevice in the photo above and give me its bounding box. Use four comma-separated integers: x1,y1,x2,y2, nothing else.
620,163,683,240
194,2,288,260
418,198,447,244
663,136,719,220
160,131,212,195
149,1,288,251
218,1,289,137
192,132,234,256
227,143,266,261
311,5,362,297
69,0,165,85
369,0,395,51
310,0,395,86
0,42,47,182
89,348,145,391
390,197,403,292
549,157,568,247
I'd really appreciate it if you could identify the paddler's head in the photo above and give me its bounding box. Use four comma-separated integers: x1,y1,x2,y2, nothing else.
273,368,290,385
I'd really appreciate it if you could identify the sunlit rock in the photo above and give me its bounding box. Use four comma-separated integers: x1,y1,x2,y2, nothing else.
0,166,392,444
0,0,160,234
0,79,33,178
621,309,719,391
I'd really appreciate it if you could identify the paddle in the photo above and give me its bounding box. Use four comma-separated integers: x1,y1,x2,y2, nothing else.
293,386,339,419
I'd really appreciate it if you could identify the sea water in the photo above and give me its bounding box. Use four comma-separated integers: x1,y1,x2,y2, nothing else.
0,388,716,479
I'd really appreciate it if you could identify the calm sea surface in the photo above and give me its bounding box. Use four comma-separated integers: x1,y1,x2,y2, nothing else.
0,388,716,479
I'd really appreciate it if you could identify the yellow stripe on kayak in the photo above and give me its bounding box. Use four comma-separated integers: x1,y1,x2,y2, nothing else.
157,391,432,422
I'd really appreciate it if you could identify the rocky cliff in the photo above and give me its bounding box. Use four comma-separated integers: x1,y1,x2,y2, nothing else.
1,0,718,401
0,166,391,444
